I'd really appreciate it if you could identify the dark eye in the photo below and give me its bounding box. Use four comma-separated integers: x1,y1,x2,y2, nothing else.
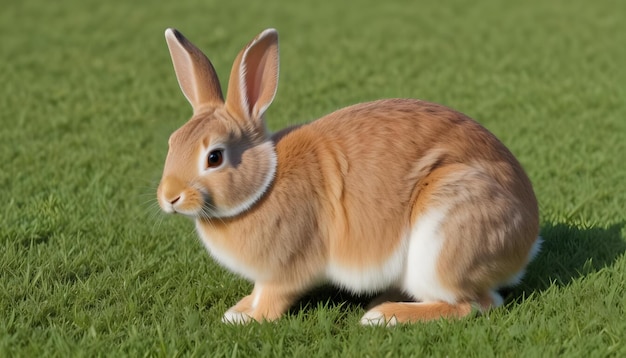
207,149,224,168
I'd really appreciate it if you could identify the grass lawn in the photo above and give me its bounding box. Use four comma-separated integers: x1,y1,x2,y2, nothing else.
1,0,625,356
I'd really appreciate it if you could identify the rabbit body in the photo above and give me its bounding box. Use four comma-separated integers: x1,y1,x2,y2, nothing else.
158,28,540,325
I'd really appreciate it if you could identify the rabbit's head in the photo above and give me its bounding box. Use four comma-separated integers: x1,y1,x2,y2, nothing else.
157,29,279,219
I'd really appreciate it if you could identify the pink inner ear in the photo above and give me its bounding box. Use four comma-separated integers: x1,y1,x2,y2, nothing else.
247,56,267,116
226,29,278,122
241,36,278,119
165,28,224,111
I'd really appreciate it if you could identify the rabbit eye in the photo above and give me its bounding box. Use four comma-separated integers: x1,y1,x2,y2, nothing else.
207,149,224,168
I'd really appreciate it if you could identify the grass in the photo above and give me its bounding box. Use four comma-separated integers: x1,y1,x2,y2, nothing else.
1,0,625,356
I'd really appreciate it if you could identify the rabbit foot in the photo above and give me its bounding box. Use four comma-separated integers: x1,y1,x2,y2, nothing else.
222,309,253,324
360,309,398,327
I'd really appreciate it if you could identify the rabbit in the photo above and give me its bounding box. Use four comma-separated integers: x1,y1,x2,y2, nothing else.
156,27,541,326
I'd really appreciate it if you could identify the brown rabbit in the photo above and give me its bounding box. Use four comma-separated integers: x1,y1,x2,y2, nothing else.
157,28,541,325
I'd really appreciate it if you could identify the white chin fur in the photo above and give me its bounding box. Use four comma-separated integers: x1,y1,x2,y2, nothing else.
214,141,277,218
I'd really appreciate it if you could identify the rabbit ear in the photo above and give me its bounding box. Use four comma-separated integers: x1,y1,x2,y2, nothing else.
165,28,224,113
226,29,279,123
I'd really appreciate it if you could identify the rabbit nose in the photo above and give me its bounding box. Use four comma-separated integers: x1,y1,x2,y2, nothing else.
158,176,186,210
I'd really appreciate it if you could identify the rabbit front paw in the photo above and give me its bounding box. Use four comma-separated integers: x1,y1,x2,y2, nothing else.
222,308,253,324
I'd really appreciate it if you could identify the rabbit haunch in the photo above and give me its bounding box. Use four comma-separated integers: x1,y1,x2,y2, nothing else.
157,28,541,325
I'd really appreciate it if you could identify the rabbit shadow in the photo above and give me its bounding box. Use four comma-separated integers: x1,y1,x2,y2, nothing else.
291,222,626,316
503,221,626,301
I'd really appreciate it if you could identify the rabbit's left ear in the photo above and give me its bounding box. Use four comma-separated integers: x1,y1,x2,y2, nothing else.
226,29,279,123
165,28,224,113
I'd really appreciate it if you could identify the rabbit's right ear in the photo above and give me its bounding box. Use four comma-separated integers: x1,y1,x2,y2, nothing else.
225,29,279,124
165,28,224,113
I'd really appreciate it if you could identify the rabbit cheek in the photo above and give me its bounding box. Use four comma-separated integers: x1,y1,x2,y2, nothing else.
197,171,232,211
204,142,277,218
207,169,264,216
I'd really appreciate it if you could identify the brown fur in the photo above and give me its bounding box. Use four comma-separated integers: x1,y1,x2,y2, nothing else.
157,28,540,325
366,301,474,325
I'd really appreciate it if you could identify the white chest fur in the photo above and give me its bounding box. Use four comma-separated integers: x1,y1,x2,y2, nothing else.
195,221,269,282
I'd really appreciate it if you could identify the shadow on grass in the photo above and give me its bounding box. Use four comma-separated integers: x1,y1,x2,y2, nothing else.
505,221,626,300
291,222,626,315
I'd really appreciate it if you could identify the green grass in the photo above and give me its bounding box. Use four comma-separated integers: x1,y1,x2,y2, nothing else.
1,0,625,356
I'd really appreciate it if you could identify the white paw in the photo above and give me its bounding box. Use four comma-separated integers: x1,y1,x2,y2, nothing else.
222,309,252,324
360,310,398,327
